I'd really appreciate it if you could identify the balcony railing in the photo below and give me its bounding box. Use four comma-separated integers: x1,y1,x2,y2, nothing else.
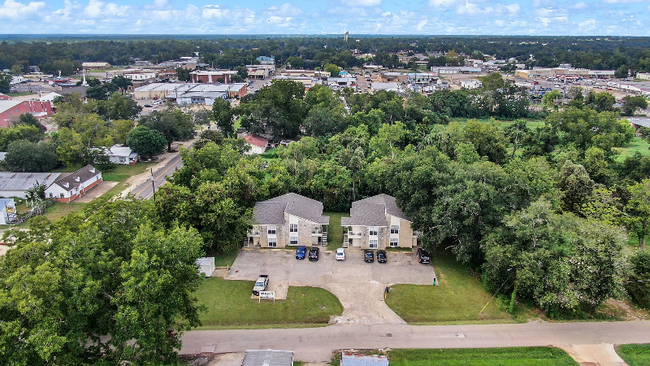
249,230,261,236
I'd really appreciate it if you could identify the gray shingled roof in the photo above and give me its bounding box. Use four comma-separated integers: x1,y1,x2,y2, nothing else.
341,194,410,227
253,193,329,225
50,165,101,191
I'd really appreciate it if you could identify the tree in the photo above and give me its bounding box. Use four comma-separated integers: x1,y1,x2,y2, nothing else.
542,90,562,109
110,119,135,145
12,113,46,133
482,199,626,317
479,72,505,91
622,95,648,116
463,120,508,164
324,63,341,77
556,160,595,214
0,73,11,94
111,75,132,94
0,125,44,150
95,93,142,121
616,64,629,78
0,199,204,366
286,56,304,69
585,90,616,113
139,108,196,152
626,250,650,309
212,98,234,137
126,126,167,159
176,67,191,82
4,140,58,172
626,179,650,249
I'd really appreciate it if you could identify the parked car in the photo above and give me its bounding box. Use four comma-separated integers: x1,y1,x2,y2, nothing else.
335,248,346,261
417,248,431,264
364,249,374,263
144,104,152,107
308,246,320,261
252,275,269,296
295,245,307,260
377,250,387,263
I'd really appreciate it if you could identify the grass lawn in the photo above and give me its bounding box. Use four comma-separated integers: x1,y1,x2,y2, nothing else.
210,248,240,267
385,248,513,323
195,278,342,329
388,347,578,366
617,344,650,366
614,137,650,162
6,92,34,97
324,212,346,251
42,202,86,223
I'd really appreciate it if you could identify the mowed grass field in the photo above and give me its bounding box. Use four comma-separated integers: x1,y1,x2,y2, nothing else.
385,248,513,323
617,344,650,366
195,278,342,329
614,137,650,162
388,347,578,366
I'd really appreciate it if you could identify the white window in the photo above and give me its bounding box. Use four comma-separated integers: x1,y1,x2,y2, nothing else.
290,236,298,245
290,223,298,233
390,237,398,247
369,239,378,249
268,237,277,247
369,227,378,236
267,226,276,235
391,225,399,234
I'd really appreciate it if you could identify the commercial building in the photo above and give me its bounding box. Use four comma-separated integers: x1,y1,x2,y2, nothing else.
0,100,55,128
189,70,238,84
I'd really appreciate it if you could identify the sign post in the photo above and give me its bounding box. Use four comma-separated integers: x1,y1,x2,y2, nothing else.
259,291,276,304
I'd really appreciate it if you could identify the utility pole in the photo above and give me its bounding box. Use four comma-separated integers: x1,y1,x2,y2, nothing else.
150,168,156,202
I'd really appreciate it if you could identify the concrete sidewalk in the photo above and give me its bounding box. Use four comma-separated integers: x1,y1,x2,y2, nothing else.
559,344,628,366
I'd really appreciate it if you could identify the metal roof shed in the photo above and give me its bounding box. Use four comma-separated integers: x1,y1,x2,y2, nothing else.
341,353,389,366
242,350,294,366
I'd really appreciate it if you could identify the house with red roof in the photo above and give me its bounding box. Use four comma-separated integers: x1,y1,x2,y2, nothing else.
243,134,269,155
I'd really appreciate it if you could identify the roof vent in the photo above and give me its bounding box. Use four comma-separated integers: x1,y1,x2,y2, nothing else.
75,177,80,182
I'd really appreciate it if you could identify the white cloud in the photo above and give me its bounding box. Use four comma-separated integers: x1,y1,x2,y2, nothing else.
429,0,460,9
532,0,555,6
456,1,520,16
536,16,568,26
345,0,381,6
266,3,303,16
202,4,229,19
569,2,588,9
417,19,428,30
0,0,46,19
602,0,647,3
578,18,597,30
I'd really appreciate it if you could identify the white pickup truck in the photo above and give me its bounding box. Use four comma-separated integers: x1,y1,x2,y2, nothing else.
252,275,269,296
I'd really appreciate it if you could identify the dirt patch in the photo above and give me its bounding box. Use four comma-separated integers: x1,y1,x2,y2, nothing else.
597,299,650,321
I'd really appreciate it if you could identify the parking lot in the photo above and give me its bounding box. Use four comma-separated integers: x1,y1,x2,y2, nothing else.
225,248,436,324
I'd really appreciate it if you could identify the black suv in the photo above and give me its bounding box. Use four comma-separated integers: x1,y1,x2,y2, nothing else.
308,246,320,261
364,249,374,263
377,250,387,263
417,248,431,264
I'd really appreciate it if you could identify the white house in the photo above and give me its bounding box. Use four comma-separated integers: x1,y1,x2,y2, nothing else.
0,199,16,225
109,145,139,165
460,80,483,89
243,135,269,155
45,165,103,203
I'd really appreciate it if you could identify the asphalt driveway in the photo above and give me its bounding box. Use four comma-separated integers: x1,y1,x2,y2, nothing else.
225,248,436,324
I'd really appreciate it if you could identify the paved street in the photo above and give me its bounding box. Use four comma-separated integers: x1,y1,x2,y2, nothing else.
130,153,184,199
181,321,650,362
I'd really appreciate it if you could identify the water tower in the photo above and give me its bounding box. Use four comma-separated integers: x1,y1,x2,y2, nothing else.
344,31,349,42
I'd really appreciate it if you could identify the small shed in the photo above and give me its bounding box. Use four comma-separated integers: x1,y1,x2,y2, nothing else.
0,198,16,225
242,350,294,366
196,257,216,277
341,352,389,366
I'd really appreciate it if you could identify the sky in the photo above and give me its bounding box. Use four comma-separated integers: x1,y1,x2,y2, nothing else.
0,0,649,36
